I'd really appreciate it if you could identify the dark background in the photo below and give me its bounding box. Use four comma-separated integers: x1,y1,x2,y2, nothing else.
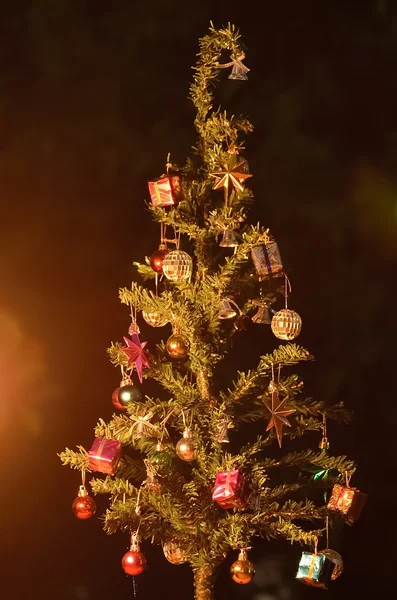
0,1,396,599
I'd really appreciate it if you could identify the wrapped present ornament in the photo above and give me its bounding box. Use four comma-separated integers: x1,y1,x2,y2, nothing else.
327,483,367,525
148,173,183,207
251,241,283,281
296,551,334,589
88,437,122,475
212,469,247,509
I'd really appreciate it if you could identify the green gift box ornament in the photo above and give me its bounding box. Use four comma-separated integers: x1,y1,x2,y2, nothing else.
296,551,334,589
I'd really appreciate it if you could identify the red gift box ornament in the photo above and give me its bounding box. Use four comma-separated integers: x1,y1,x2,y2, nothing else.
148,173,183,207
212,469,247,509
327,482,367,525
88,437,122,475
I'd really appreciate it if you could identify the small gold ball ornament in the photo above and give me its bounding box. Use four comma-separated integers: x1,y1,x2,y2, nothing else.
142,310,168,327
162,250,193,282
271,308,302,340
166,333,189,358
175,429,196,461
230,549,255,584
162,537,188,565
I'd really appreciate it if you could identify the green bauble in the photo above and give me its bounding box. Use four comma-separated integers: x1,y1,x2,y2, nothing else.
118,384,142,406
150,449,173,476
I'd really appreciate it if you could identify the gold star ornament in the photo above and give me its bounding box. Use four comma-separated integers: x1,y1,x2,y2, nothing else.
210,160,252,193
265,381,295,448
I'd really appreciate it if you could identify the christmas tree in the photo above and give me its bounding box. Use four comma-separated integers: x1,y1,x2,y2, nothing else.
60,24,365,599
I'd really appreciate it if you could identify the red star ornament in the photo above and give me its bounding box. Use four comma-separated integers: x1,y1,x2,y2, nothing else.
210,160,252,193
265,382,295,448
122,333,149,383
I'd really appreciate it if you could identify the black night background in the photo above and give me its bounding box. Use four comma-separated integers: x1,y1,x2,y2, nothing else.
0,2,396,599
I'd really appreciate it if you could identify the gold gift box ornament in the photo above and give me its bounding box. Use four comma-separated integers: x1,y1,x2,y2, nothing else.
327,483,367,525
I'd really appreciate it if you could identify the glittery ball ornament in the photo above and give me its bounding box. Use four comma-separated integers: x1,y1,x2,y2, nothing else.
166,334,189,358
230,549,255,584
162,538,188,565
271,309,302,340
142,310,168,327
318,549,344,580
72,485,96,520
176,429,196,462
162,250,192,282
150,244,168,274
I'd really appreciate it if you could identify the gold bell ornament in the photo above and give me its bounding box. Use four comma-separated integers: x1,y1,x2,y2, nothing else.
219,228,241,248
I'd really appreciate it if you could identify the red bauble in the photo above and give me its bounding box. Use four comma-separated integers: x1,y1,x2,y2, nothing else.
72,494,96,520
150,247,168,274
112,386,125,410
121,550,147,576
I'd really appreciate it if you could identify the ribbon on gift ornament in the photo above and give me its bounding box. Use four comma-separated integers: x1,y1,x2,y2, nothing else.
225,471,232,497
307,537,319,579
95,437,107,459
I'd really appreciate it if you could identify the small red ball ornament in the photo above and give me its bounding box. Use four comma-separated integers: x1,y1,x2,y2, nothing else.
150,244,168,274
121,534,147,576
72,485,96,520
111,386,124,410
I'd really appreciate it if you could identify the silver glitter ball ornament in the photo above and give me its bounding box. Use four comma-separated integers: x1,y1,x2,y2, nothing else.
271,309,302,340
162,250,193,282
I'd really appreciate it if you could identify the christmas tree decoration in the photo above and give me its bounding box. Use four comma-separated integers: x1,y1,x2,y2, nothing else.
327,482,367,525
218,52,250,80
219,228,241,248
296,550,334,589
251,303,271,324
318,549,344,580
166,333,190,358
175,429,197,462
271,309,302,341
218,297,241,320
122,333,150,383
60,25,361,600
212,469,247,509
121,533,147,576
117,380,143,407
72,486,97,520
149,442,173,476
251,241,283,281
148,173,183,207
230,549,255,584
319,413,330,450
72,472,96,520
163,537,188,565
265,380,295,448
213,418,231,443
162,249,193,282
210,160,252,208
88,437,122,475
150,243,169,274
142,310,168,327
130,411,156,440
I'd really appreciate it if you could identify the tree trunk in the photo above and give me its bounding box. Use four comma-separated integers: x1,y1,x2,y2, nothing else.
194,565,216,600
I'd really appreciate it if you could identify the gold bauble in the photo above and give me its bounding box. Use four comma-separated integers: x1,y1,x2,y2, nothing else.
175,429,196,461
230,549,255,584
162,538,188,565
142,310,168,327
166,334,189,358
271,308,302,340
318,549,344,580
